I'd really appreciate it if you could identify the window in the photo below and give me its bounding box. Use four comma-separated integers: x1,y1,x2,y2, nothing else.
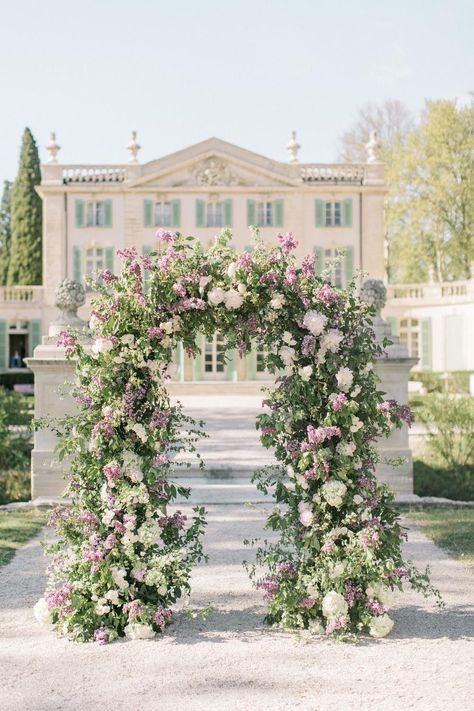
315,199,352,227
257,202,273,227
206,202,224,228
75,199,112,228
399,318,420,358
85,247,105,276
204,334,226,378
324,248,344,288
314,246,354,288
155,202,172,227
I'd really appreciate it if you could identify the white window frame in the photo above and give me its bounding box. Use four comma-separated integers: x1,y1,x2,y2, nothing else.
203,333,226,380
399,318,420,358
324,201,342,227
257,201,273,227
206,202,224,228
323,248,344,288
85,246,105,277
86,201,105,227
154,201,172,227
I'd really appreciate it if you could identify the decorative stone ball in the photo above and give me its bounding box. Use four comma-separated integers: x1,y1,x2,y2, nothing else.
54,278,86,311
360,279,387,316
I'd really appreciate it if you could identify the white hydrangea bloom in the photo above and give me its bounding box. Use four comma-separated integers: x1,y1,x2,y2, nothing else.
279,345,296,366
270,293,285,309
303,310,328,336
321,591,349,619
350,416,363,433
124,623,156,640
299,365,313,382
336,366,354,392
366,582,394,608
369,613,394,638
321,480,347,508
33,598,53,625
282,331,296,345
224,289,243,310
207,287,225,306
227,262,237,278
320,329,343,353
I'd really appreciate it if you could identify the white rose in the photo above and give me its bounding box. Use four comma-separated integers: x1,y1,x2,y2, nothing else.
299,509,314,527
336,441,357,457
321,591,349,619
208,287,225,306
369,613,394,638
329,561,345,579
237,283,247,294
157,585,168,596
122,531,139,545
350,417,363,433
111,567,129,591
95,601,111,615
33,598,53,626
351,385,362,398
224,289,243,310
279,346,295,366
124,623,156,640
89,314,101,332
160,320,174,334
105,589,120,605
92,338,114,355
299,365,312,382
270,293,285,309
282,331,296,345
353,494,364,505
321,480,347,508
227,262,237,278
102,510,115,525
121,334,135,346
303,310,328,336
336,367,353,392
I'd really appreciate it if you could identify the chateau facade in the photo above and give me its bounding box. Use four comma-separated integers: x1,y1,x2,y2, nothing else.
1,133,472,378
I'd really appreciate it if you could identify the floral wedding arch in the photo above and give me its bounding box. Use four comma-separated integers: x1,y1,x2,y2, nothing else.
35,229,440,644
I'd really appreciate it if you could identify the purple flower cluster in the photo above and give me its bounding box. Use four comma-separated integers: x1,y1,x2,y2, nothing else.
301,254,315,278
330,392,347,412
284,266,297,285
301,335,316,356
45,584,74,615
154,607,172,632
366,598,386,615
123,381,149,419
256,575,279,599
98,270,118,284
275,561,296,578
158,511,187,530
235,252,252,272
299,596,316,609
278,231,298,256
325,615,348,635
259,271,278,287
152,453,169,467
315,283,337,305
344,580,365,608
93,627,109,645
57,330,77,357
150,409,169,428
103,462,121,484
307,424,341,445
123,600,145,621
155,229,176,243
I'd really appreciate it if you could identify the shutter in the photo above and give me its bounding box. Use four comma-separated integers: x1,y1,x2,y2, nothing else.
314,246,324,276
73,246,82,282
28,319,42,356
315,199,324,227
176,342,185,382
244,244,254,253
226,348,238,381
245,342,257,380
386,316,398,336
104,200,113,227
171,199,181,228
196,200,205,228
247,199,256,226
223,199,233,227
144,199,154,227
105,247,114,272
274,199,284,227
445,314,464,370
0,320,7,369
343,246,354,285
192,334,205,381
421,318,432,370
343,199,353,227
75,199,85,228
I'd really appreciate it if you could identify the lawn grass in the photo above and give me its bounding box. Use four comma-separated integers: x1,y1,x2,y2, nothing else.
408,508,474,570
0,510,47,568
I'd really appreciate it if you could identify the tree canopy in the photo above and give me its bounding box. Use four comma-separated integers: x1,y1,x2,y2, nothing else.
0,180,12,286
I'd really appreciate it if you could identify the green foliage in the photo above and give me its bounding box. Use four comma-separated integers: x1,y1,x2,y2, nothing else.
417,395,474,471
0,511,46,567
0,387,33,470
7,128,42,286
0,180,12,285
414,460,474,501
410,370,473,395
0,469,30,505
408,508,474,569
0,371,34,390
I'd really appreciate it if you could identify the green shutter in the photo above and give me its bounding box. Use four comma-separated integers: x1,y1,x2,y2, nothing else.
0,320,7,369
196,200,205,228
144,199,154,227
343,246,354,285
343,199,352,227
176,342,185,382
244,244,254,253
274,199,284,227
386,316,397,336
28,319,42,356
247,199,256,226
421,318,432,370
245,342,257,380
75,199,85,228
171,199,181,228
315,199,324,227
223,199,233,227
73,246,82,282
314,246,324,276
226,348,238,381
105,247,114,272
192,334,205,381
104,200,113,227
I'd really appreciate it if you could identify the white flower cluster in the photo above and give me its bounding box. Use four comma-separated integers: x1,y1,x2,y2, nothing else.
298,501,314,527
369,613,394,638
207,286,244,310
124,623,156,640
335,366,353,392
122,450,144,482
366,582,394,608
321,480,347,508
303,310,328,336
321,591,349,619
33,597,53,626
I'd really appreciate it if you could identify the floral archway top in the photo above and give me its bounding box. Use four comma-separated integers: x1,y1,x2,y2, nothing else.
36,229,441,644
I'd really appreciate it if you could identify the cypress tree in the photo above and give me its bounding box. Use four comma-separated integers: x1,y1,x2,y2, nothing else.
0,180,12,285
7,128,42,285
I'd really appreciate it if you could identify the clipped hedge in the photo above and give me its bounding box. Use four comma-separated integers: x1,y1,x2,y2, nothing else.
0,371,34,391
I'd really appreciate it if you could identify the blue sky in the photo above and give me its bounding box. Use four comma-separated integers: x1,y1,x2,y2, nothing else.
0,0,472,186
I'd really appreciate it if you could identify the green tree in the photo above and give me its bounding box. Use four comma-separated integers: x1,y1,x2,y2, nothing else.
0,181,12,285
7,128,42,286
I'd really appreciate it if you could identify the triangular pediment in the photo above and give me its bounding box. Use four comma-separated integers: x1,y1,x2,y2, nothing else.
129,138,298,189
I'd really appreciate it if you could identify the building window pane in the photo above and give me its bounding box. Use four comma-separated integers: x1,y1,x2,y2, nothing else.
334,202,341,226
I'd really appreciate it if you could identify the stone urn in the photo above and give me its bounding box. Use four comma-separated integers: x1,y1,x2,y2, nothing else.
49,278,87,337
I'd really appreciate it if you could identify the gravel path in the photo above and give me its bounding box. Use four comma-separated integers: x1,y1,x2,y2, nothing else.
0,497,473,711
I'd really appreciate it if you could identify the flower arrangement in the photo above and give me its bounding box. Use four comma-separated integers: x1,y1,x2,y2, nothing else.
35,228,441,643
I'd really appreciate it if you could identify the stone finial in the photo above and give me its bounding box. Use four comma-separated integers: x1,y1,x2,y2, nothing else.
46,132,61,163
286,130,300,164
360,278,387,317
49,278,86,337
126,130,141,163
365,130,381,164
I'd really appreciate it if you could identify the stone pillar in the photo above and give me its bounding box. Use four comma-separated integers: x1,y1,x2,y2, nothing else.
361,279,417,495
24,278,88,500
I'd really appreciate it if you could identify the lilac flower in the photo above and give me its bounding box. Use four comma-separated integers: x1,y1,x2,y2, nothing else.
123,600,145,621
299,596,316,609
152,453,169,467
117,247,138,260
57,331,76,357
325,615,348,635
366,598,387,615
301,255,315,278
275,562,296,578
315,283,337,304
93,627,110,645
173,281,187,298
98,270,118,284
278,231,298,256
235,252,252,272
329,392,347,412
256,576,279,599
155,229,176,243
259,271,278,287
154,607,172,632
104,534,116,550
150,409,169,428
344,580,365,608
284,266,297,285
148,326,164,340
301,335,316,356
